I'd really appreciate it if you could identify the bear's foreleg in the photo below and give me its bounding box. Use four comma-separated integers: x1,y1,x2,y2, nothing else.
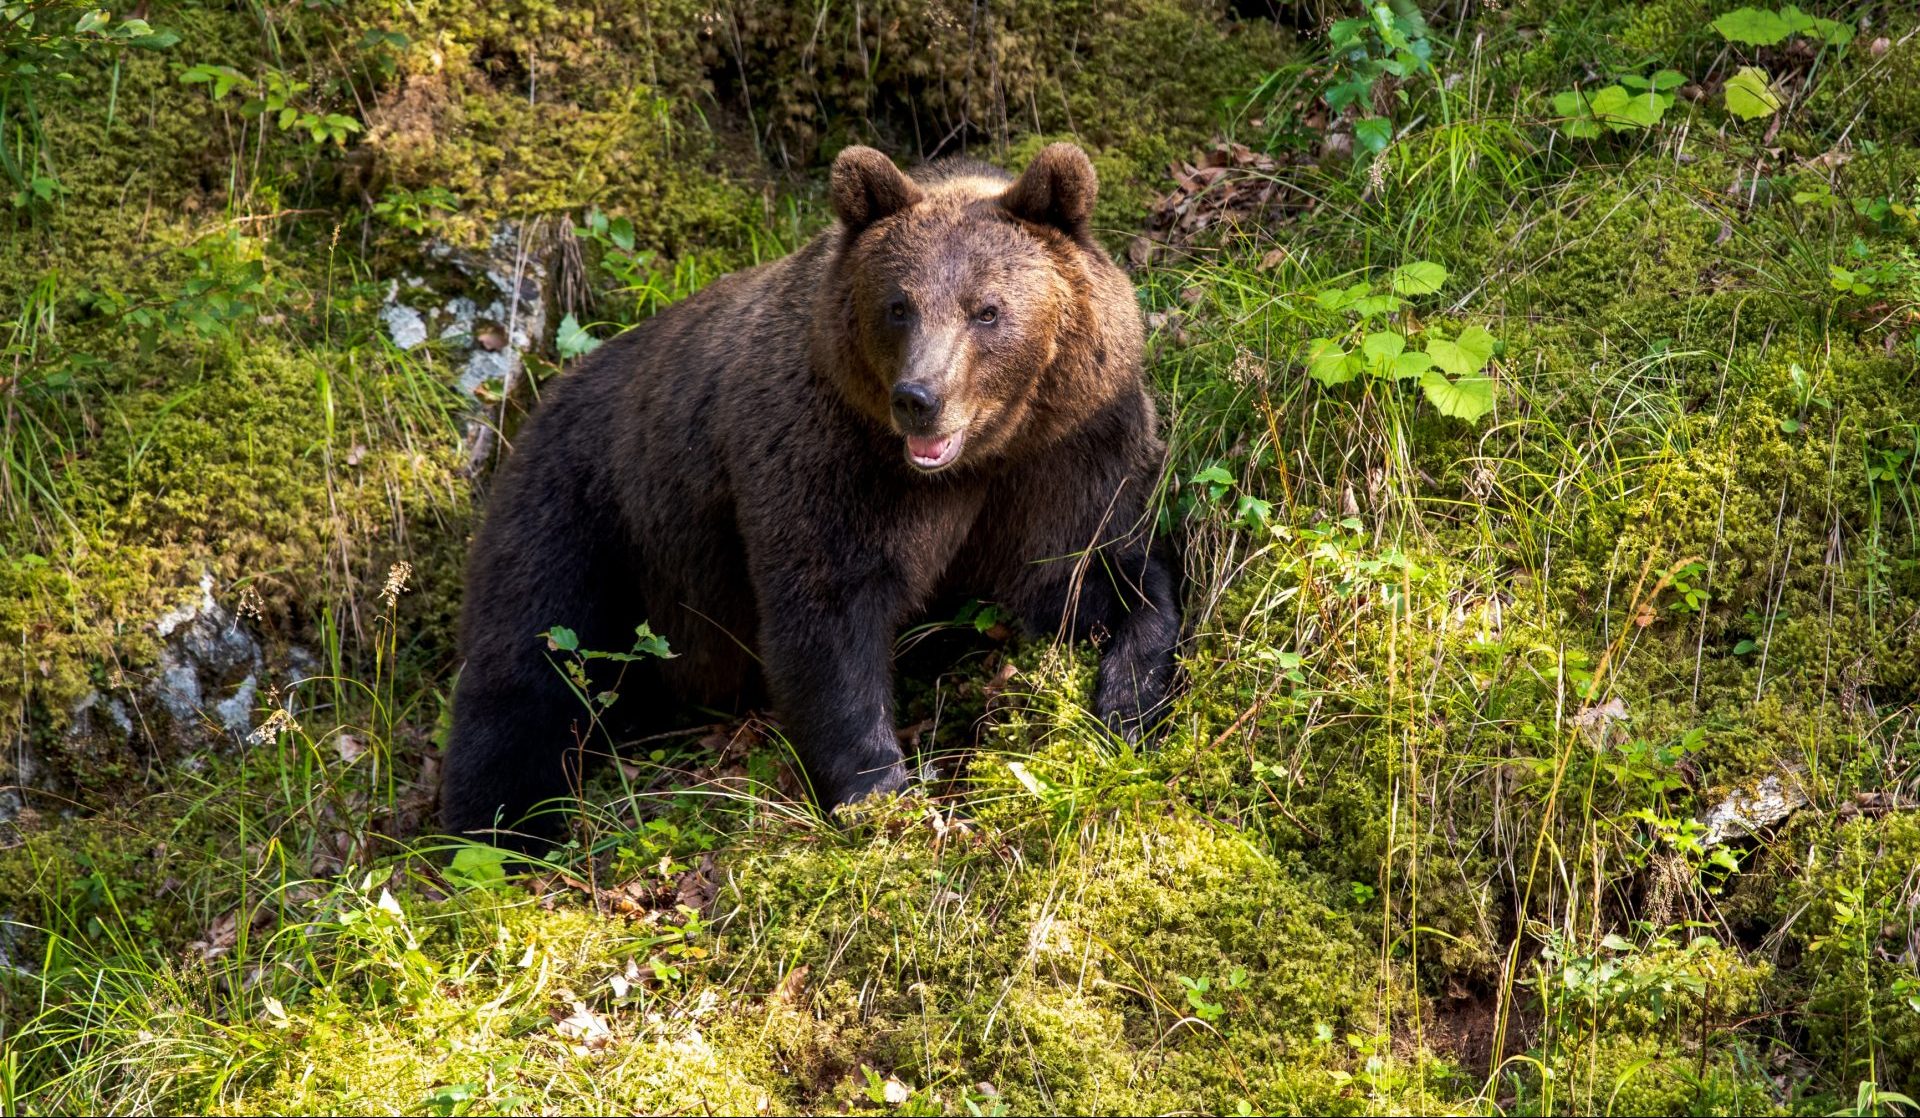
998,524,1180,743
443,470,640,849
754,575,912,810
1086,537,1180,741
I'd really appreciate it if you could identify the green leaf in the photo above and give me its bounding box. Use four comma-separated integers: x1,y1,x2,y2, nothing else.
628,621,676,659
1551,89,1590,117
1419,370,1496,422
1315,282,1371,312
1586,85,1633,127
1712,7,1791,45
1650,69,1688,91
556,313,600,359
1425,325,1496,377
1324,78,1373,112
1588,85,1669,131
1388,260,1448,296
1391,350,1434,380
1732,639,1758,655
126,27,181,49
1362,329,1406,364
1354,116,1393,154
1306,339,1360,386
447,845,510,889
1367,332,1413,380
73,9,110,34
1777,6,1849,44
1723,67,1780,120
545,626,579,652
1347,293,1403,319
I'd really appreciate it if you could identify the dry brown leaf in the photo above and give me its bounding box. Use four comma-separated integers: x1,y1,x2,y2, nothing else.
189,910,240,960
552,1000,614,1051
772,963,811,1006
335,733,366,764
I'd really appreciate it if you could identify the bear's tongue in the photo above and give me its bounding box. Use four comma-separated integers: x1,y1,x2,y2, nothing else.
907,433,955,467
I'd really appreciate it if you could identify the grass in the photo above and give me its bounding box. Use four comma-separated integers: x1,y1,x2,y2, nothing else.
5,0,1920,1114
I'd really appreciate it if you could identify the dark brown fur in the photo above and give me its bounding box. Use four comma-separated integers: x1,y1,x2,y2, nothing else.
441,144,1179,845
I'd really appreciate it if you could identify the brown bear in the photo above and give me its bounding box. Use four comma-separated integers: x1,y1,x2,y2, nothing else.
441,143,1179,846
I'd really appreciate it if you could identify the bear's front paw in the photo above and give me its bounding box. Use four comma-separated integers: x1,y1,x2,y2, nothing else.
1094,669,1172,747
829,757,910,803
826,760,914,821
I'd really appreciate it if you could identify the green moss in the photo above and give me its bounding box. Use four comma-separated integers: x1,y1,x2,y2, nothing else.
1779,814,1920,1096
721,0,1292,204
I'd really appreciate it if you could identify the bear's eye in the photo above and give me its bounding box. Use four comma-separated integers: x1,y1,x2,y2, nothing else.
888,300,909,322
976,306,999,325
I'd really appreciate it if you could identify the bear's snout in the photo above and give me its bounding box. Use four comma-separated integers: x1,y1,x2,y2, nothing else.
890,381,943,431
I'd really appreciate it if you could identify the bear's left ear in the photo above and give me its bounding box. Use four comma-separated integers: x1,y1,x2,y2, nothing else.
831,146,925,236
1002,143,1097,242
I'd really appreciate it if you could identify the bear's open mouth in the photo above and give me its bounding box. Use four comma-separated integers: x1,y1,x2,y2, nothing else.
905,430,965,471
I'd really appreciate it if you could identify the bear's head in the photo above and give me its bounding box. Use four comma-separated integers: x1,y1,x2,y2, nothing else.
822,143,1139,474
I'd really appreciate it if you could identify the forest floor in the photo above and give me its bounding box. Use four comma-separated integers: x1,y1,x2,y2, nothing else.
3,1,1919,1114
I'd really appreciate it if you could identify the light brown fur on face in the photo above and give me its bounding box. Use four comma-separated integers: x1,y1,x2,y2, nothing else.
817,145,1144,472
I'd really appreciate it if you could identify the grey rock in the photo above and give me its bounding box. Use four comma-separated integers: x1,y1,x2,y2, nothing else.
1700,770,1811,846
380,300,430,350
146,571,264,742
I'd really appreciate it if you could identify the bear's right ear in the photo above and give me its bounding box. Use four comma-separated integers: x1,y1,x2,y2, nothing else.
1001,142,1097,242
831,146,925,236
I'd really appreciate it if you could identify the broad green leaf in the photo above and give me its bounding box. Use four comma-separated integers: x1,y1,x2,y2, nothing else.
1362,330,1406,362
1777,5,1851,44
1306,339,1360,386
545,626,579,652
1315,282,1371,312
1362,331,1407,379
1420,370,1496,422
1551,89,1590,117
1354,116,1393,154
1724,67,1780,120
1712,7,1790,45
1392,350,1434,380
1650,69,1688,91
1586,85,1633,126
448,845,510,889
1348,293,1404,318
1589,85,1668,130
556,313,600,359
1563,117,1602,140
1425,325,1496,377
1191,464,1235,490
629,621,675,659
1389,260,1448,295
127,27,181,49
1809,16,1852,45
1324,78,1373,112
73,9,109,33
1776,4,1815,33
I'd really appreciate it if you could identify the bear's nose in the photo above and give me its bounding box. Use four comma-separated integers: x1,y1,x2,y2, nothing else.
890,382,942,430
